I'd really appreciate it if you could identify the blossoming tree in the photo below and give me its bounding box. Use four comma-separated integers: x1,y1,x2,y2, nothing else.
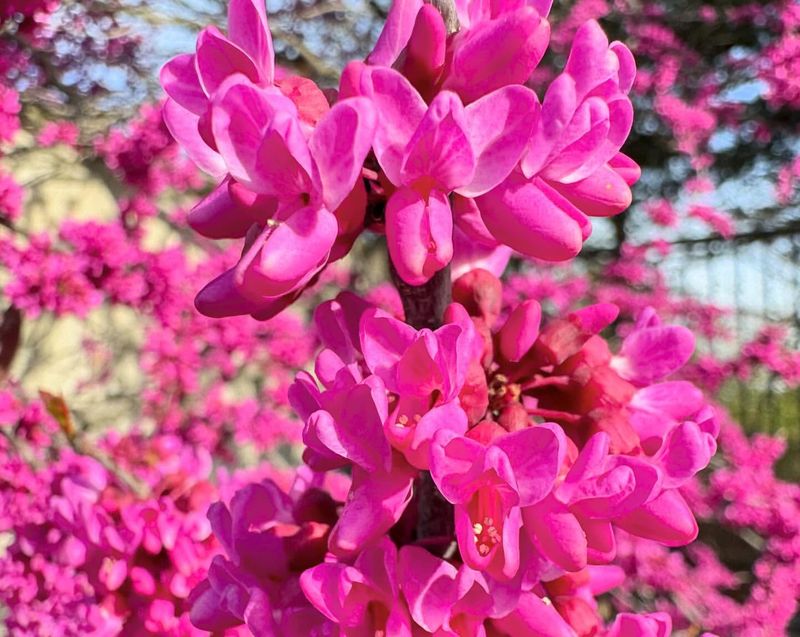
1,0,799,636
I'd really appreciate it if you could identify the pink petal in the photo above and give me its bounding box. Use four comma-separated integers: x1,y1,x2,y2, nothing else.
188,578,241,631
568,465,637,517
550,162,633,217
309,97,376,212
310,385,392,472
386,187,453,285
630,381,705,446
490,591,576,637
564,432,610,487
227,0,274,82
541,97,612,183
163,99,226,178
453,194,496,244
395,334,444,397
195,26,260,96
610,41,636,93
194,268,267,318
494,426,560,506
523,495,587,572
608,612,672,637
477,172,588,261
400,5,447,98
498,299,541,363
235,206,336,300
400,91,475,191
359,308,418,386
188,178,275,239
655,420,715,489
522,73,577,178
314,291,372,363
398,546,459,632
366,0,424,66
389,401,468,470
360,67,427,184
610,152,641,185
451,227,513,280
160,53,207,114
299,563,347,623
253,124,313,198
328,463,416,557
615,325,695,385
615,490,698,546
429,430,486,504
563,20,614,101
459,85,540,197
210,78,299,189
443,7,550,104
581,517,616,564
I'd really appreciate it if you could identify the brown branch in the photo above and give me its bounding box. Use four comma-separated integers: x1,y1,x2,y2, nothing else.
390,263,452,329
425,0,459,34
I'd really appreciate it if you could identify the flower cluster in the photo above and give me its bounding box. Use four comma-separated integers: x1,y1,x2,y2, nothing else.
162,0,638,319
2,0,799,635
189,267,720,635
0,392,232,635
616,415,800,636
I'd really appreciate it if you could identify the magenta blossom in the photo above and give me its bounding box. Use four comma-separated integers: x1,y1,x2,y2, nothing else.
191,77,376,319
189,474,337,634
360,305,478,468
160,0,278,177
300,538,413,636
367,0,551,103
477,20,638,261
289,369,417,558
398,544,574,636
354,65,539,283
523,431,659,572
430,423,565,580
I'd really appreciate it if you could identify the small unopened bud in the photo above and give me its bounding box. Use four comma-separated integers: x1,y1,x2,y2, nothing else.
498,402,529,432
452,268,502,325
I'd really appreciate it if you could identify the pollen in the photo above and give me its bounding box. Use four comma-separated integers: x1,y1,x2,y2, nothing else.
473,516,501,557
397,414,409,426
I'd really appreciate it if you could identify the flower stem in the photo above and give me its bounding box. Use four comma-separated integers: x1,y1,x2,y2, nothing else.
389,260,455,543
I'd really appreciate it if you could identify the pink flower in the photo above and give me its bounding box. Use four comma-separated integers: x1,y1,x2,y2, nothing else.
398,545,560,635
37,121,79,147
0,171,23,224
367,0,551,103
289,369,417,558
611,307,695,386
160,0,278,177
430,423,564,580
190,77,376,319
360,306,477,468
477,20,638,261
355,65,539,283
189,475,336,634
523,431,659,571
0,85,20,144
300,537,413,636
607,611,672,637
